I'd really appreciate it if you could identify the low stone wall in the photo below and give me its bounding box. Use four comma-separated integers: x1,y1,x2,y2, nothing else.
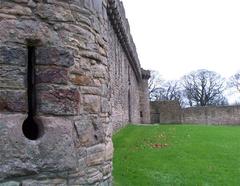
182,106,240,125
150,101,240,125
150,101,181,124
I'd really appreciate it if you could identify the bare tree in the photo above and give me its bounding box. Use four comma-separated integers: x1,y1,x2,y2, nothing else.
148,71,183,104
182,69,227,106
157,81,182,100
148,71,164,100
229,72,240,93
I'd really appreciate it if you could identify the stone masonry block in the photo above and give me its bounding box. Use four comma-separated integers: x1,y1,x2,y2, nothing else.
0,46,27,66
36,47,74,67
83,95,100,113
70,74,93,86
36,66,68,85
87,168,103,185
37,85,80,115
36,4,74,22
0,65,26,88
21,179,67,186
80,86,102,96
74,115,105,147
105,141,113,161
0,90,27,112
0,181,20,186
92,64,107,78
74,115,95,147
101,98,111,113
92,0,103,14
0,114,77,180
87,144,105,166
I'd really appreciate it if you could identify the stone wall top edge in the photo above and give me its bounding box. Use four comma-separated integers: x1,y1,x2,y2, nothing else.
182,105,240,111
150,100,181,104
107,0,143,82
141,68,151,80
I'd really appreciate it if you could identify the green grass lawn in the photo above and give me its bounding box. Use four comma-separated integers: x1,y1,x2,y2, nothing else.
113,124,240,186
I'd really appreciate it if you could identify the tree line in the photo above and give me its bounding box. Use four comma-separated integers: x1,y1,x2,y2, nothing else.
149,69,240,107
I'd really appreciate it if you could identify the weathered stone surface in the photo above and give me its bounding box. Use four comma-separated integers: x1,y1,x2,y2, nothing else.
87,144,105,166
80,86,102,96
0,47,27,66
36,47,74,67
8,0,28,3
0,181,20,186
0,65,26,88
74,115,96,147
0,115,77,180
102,163,112,176
101,98,111,113
36,66,68,85
83,95,100,113
70,73,93,86
0,90,27,112
67,171,87,186
92,64,107,78
36,4,74,22
100,178,112,186
105,141,113,161
87,168,103,184
74,115,104,147
21,179,67,186
37,86,80,115
92,0,103,14
80,51,106,64
0,13,16,19
0,3,32,16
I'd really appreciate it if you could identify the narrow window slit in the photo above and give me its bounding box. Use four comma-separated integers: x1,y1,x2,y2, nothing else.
22,46,40,140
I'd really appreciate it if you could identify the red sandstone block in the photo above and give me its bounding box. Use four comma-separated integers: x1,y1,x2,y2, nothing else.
37,85,80,115
36,66,68,85
0,90,27,112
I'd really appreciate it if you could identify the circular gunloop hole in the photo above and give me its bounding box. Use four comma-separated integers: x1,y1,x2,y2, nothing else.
22,117,43,140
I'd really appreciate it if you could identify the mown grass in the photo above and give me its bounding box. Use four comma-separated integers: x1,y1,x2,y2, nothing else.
113,124,240,186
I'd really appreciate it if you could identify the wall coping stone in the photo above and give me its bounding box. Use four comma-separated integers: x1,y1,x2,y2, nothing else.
141,68,151,80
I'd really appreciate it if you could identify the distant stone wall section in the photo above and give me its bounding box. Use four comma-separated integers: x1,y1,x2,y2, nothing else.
140,69,151,124
150,101,181,124
108,0,151,131
182,106,240,125
150,101,240,125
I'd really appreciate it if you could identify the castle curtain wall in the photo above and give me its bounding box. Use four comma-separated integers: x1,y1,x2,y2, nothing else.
0,0,150,184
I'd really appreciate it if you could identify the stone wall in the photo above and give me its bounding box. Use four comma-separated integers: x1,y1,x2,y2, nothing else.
150,101,181,124
150,101,240,125
0,0,150,185
182,106,240,125
140,69,151,124
108,0,151,131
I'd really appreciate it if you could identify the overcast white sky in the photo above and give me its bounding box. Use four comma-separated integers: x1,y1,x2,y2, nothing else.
122,0,240,81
